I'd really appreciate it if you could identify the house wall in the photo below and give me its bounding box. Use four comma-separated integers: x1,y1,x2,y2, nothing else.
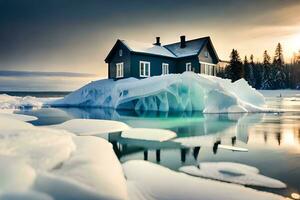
108,43,131,79
130,53,177,78
176,56,200,73
198,44,214,64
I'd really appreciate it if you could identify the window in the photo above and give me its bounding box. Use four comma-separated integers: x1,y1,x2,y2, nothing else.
162,63,169,75
186,63,192,71
204,50,209,58
140,61,150,77
116,62,124,78
119,49,123,57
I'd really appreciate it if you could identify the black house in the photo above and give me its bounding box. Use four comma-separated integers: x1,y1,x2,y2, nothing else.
105,36,220,79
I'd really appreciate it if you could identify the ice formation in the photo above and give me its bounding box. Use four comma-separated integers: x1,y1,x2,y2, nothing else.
53,72,266,113
179,162,286,188
123,160,286,200
0,94,43,109
121,128,177,141
51,119,130,136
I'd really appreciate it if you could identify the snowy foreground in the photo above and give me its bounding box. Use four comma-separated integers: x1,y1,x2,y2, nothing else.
0,110,290,200
52,72,266,113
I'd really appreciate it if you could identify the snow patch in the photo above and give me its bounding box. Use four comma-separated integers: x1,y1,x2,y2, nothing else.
179,162,286,188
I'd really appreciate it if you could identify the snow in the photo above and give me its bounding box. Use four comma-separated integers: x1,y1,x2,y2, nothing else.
121,40,176,58
123,160,287,200
0,156,36,191
259,89,300,98
0,115,129,200
121,128,177,141
51,118,130,136
179,162,286,188
0,94,43,109
0,112,37,122
53,72,267,113
52,136,128,200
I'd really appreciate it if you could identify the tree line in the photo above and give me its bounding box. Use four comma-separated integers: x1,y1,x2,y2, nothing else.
218,43,300,89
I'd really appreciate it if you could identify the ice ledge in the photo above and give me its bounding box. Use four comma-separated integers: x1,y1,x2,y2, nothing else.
52,72,267,113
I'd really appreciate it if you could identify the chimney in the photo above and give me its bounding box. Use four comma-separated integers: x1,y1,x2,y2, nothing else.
180,35,186,48
154,37,161,46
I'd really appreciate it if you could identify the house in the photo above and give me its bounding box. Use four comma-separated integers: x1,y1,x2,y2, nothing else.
105,36,222,79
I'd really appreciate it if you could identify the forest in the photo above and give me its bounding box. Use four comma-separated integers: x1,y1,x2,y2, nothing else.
219,43,300,89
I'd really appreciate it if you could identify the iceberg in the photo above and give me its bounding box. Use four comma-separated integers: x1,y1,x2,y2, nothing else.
179,162,286,188
53,72,266,113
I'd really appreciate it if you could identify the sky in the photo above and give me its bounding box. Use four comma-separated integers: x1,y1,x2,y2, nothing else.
0,0,300,91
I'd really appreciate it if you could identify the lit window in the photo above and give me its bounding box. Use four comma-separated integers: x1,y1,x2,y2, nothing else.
116,62,124,78
119,49,123,57
162,63,169,75
140,61,150,77
186,63,192,71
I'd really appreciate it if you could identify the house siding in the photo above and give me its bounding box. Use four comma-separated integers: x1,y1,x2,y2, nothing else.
176,56,200,73
130,53,177,78
108,43,131,79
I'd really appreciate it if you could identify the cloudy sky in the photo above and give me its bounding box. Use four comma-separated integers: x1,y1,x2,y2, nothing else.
0,0,300,91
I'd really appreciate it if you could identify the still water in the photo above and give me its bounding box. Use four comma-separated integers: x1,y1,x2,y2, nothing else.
17,94,300,197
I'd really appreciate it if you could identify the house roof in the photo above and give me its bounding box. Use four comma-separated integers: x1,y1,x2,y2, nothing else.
105,36,219,63
120,40,176,58
164,36,210,58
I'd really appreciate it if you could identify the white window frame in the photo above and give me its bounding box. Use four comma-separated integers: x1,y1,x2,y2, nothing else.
199,61,217,76
119,49,123,57
186,63,192,71
116,62,124,78
139,61,150,77
162,63,169,75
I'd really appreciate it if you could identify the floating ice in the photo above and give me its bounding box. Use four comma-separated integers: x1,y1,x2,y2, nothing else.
123,160,286,200
51,118,130,136
121,128,177,141
179,162,286,188
53,72,267,113
0,191,53,200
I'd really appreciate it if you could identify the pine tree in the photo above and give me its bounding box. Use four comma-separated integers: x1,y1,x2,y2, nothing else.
273,43,287,89
243,56,250,81
227,49,244,82
261,50,273,89
247,54,256,87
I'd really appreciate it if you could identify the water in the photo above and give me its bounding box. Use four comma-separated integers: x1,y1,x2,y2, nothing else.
16,93,300,198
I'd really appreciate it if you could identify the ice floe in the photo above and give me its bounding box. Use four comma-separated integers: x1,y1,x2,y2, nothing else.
179,162,286,188
121,128,177,141
51,118,130,136
123,160,286,200
53,72,267,113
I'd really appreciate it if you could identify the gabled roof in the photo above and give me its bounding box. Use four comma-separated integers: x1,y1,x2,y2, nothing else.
121,40,176,58
164,36,209,58
105,36,219,63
